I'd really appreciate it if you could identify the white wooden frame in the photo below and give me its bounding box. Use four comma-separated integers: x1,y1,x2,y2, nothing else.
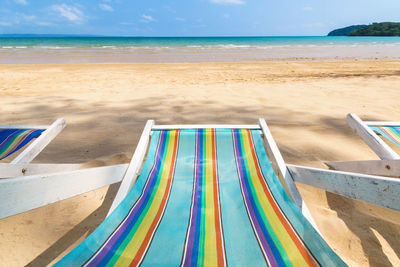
10,118,67,164
287,164,400,212
346,113,400,160
107,120,154,215
2,118,399,230
325,159,400,177
258,119,320,232
0,163,82,179
0,118,79,178
326,113,400,176
0,164,128,219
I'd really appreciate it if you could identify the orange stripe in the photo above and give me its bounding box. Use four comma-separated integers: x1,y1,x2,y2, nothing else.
245,130,317,266
129,131,180,267
211,129,225,266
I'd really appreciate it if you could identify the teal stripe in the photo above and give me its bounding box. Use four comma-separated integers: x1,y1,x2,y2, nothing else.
216,129,265,266
250,130,346,266
55,131,162,266
141,130,196,266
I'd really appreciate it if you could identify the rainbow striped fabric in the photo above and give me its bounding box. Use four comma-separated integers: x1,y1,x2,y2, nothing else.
57,129,345,267
182,129,225,267
0,128,44,160
370,125,400,148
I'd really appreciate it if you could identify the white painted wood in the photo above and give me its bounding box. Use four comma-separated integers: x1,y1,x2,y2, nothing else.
152,124,261,130
346,113,400,160
258,118,320,233
365,121,400,126
11,118,66,164
0,163,82,178
325,159,400,177
107,120,154,216
0,164,128,219
287,164,400,212
0,125,49,130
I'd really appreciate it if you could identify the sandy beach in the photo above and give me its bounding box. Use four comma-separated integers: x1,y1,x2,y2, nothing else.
0,60,400,266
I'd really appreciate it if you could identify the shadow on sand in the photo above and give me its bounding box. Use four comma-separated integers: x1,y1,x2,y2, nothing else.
2,96,396,266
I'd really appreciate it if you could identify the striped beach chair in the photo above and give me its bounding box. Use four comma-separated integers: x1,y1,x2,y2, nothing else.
326,113,400,177
56,121,346,266
1,119,399,266
0,118,80,178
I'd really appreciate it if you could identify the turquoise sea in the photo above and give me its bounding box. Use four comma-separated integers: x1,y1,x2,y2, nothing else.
1,36,400,63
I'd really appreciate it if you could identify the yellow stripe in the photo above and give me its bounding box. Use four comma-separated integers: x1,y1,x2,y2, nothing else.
115,130,177,266
203,129,218,266
240,130,307,265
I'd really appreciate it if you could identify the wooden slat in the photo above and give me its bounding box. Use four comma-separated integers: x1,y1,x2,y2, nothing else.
107,120,154,216
287,164,400,212
365,121,400,126
325,159,400,177
0,163,82,179
0,164,128,219
346,113,400,160
152,124,260,130
11,118,67,164
258,118,320,233
0,125,49,130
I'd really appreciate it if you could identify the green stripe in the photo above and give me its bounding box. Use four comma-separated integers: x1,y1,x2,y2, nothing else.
238,130,292,265
106,131,171,266
198,131,206,267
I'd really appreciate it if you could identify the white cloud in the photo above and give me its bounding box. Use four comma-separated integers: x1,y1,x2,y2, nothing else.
22,14,36,21
14,0,27,5
99,4,113,12
223,14,230,19
36,21,53,26
164,6,176,13
51,4,84,23
175,17,185,21
303,7,313,11
140,14,156,23
209,0,245,5
0,22,12,26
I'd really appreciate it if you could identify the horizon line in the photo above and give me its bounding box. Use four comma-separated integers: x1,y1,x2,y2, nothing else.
0,34,333,38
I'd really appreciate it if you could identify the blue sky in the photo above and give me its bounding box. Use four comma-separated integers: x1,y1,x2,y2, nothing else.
0,0,399,36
